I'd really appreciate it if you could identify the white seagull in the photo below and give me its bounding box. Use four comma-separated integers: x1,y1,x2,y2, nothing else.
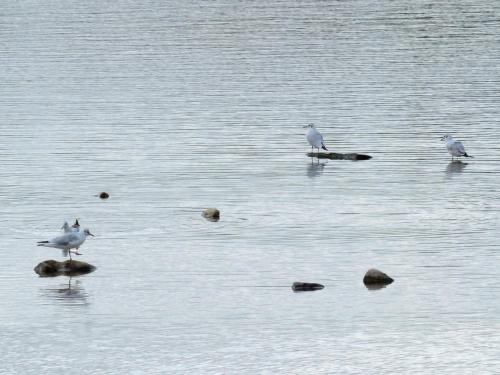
37,228,94,260
303,123,328,153
441,134,473,161
61,219,80,233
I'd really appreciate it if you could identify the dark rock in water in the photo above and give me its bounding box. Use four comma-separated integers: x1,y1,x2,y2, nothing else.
202,208,220,222
99,192,109,199
307,152,372,161
34,260,96,277
292,282,324,292
363,268,394,289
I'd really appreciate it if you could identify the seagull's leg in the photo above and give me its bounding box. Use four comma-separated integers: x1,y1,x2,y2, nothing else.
68,250,72,261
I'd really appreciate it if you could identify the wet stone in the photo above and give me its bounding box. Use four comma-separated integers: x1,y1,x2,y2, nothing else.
34,260,96,277
292,282,324,292
363,268,394,288
99,192,109,199
202,208,220,222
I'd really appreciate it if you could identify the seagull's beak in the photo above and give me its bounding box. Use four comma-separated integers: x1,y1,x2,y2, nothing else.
88,232,95,237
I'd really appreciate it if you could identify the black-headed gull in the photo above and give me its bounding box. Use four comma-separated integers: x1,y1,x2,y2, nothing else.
37,228,94,260
303,123,328,153
61,219,80,233
441,134,472,161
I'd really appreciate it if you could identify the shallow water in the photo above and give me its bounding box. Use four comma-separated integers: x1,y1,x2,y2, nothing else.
1,1,500,373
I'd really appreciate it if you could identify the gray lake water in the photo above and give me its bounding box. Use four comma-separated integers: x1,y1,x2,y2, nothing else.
1,1,500,373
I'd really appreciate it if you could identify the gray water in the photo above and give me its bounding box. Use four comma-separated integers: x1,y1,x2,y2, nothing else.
1,1,500,373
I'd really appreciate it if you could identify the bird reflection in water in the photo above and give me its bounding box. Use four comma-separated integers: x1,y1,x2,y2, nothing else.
307,158,327,178
40,277,89,306
446,161,467,176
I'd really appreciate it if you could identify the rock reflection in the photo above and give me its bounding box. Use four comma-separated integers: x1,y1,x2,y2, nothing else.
307,159,326,178
364,282,391,291
446,161,467,175
39,277,90,306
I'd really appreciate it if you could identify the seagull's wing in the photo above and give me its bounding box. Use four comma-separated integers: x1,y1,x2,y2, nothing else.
317,132,324,143
309,129,324,148
51,232,79,247
455,141,466,155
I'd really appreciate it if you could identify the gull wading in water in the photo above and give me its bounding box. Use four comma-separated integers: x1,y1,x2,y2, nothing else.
303,123,328,153
37,228,94,260
441,134,473,161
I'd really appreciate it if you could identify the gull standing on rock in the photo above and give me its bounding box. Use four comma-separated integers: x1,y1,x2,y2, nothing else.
441,134,473,161
37,228,94,260
304,124,328,153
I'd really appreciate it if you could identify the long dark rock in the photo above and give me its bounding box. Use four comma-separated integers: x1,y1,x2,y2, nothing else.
307,152,372,161
34,260,96,277
363,268,394,289
292,282,324,292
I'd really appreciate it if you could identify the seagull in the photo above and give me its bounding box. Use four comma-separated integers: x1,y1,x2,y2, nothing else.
441,134,473,161
61,219,80,233
303,123,328,153
37,228,94,260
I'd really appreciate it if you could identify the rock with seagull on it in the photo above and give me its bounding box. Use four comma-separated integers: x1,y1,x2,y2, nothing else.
306,151,372,161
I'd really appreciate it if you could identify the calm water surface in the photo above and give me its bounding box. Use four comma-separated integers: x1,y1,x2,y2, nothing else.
1,1,500,373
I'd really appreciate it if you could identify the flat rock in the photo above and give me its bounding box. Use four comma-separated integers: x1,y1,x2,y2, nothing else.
202,208,220,222
34,260,96,277
363,268,394,288
292,282,324,292
307,152,372,161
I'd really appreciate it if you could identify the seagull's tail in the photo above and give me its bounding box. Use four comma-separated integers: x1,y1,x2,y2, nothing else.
37,241,49,246
321,143,328,151
464,153,473,158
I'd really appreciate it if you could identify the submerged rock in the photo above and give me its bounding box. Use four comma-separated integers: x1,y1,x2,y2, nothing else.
292,282,324,292
99,192,109,199
363,268,394,289
202,208,220,222
307,152,372,161
34,260,96,277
